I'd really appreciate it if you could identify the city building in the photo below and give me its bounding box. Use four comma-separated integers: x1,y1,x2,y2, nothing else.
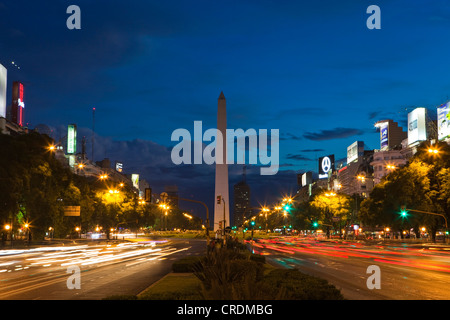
233,178,251,228
164,185,179,207
374,119,407,151
0,65,28,135
370,149,408,184
336,150,374,197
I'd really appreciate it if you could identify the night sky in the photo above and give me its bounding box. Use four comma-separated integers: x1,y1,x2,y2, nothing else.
2,0,450,220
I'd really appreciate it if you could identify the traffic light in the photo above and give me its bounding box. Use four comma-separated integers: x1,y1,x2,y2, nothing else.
250,220,255,227
312,221,319,228
217,195,221,204
400,206,408,218
283,204,291,212
218,221,222,229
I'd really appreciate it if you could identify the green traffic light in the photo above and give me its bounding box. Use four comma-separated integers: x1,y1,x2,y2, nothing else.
313,221,319,228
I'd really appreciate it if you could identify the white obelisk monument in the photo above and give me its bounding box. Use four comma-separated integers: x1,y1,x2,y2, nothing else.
214,91,230,232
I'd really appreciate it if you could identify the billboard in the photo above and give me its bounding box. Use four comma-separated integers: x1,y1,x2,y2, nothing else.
301,172,312,186
347,141,364,164
67,124,77,154
115,161,123,173
380,122,388,149
0,64,6,119
11,81,25,126
64,206,81,217
131,174,139,190
437,102,450,141
407,108,427,146
318,155,334,179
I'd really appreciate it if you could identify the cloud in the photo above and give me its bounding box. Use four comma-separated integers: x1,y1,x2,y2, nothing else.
299,148,324,152
279,132,302,141
285,154,312,161
303,127,364,141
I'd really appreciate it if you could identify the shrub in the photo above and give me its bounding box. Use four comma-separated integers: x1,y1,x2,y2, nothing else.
172,256,205,273
249,253,266,264
262,269,344,300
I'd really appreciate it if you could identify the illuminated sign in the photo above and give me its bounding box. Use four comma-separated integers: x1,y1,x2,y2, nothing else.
437,102,450,141
0,64,6,119
347,141,364,164
407,108,427,146
301,172,312,186
67,124,77,154
11,82,25,126
64,206,81,217
380,123,388,149
131,174,139,190
318,155,334,179
115,161,123,172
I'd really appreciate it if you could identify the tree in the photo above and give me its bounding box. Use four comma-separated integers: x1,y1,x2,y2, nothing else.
359,141,450,242
309,191,351,238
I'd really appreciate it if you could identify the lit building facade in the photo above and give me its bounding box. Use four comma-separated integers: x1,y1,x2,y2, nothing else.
233,180,250,227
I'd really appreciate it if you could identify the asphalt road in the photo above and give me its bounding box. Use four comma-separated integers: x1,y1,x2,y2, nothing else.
0,238,206,300
251,237,450,300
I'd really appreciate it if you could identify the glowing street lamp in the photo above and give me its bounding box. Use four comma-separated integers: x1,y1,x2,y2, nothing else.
428,148,439,154
183,213,193,220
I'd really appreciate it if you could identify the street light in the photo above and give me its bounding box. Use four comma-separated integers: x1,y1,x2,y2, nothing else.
158,203,170,230
428,148,439,154
75,226,81,239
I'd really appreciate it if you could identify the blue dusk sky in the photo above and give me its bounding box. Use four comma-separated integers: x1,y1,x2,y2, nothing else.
2,0,450,218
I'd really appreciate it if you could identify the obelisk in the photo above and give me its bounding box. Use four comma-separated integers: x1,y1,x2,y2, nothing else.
214,91,230,232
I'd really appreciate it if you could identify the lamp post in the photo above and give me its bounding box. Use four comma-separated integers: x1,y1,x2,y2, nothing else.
4,223,12,247
75,226,81,239
158,203,170,231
